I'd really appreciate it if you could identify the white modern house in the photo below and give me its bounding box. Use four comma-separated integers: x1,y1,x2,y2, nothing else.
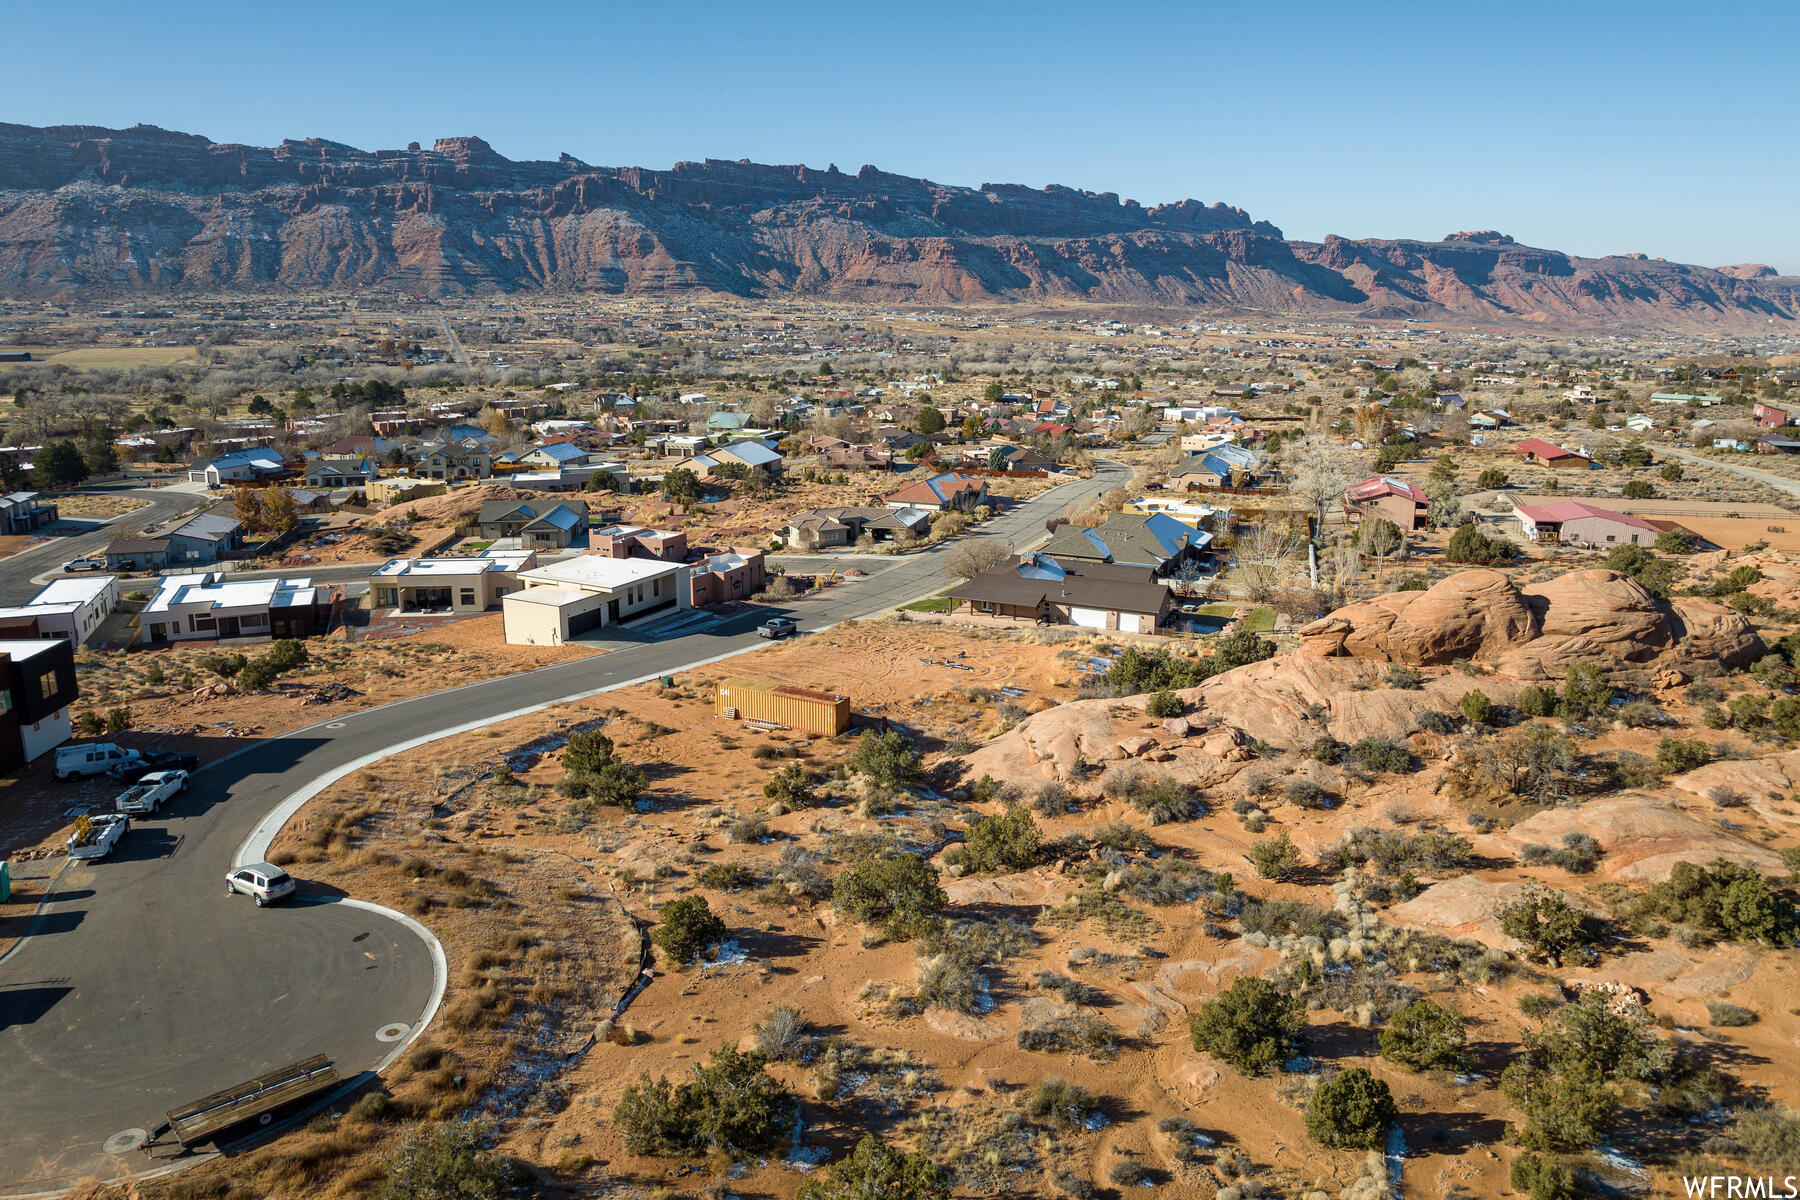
140,573,326,644
0,575,120,646
501,555,690,646
369,550,536,614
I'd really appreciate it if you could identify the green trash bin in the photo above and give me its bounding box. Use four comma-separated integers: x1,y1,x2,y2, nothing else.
0,860,11,904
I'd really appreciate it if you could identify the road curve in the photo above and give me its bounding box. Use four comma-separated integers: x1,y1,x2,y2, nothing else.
2,484,205,605
0,462,1128,1193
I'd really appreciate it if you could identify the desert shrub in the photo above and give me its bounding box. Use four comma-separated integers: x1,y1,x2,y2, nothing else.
918,915,1036,966
850,730,924,791
1509,1153,1577,1200
1092,637,1275,698
833,853,947,938
1249,831,1301,880
1335,826,1473,874
1305,1067,1398,1149
1091,821,1154,853
1126,773,1201,824
653,895,727,963
1107,1161,1149,1186
1106,858,1214,905
1504,1059,1616,1152
1033,781,1074,816
1349,736,1414,773
962,805,1041,872
915,953,984,1012
1283,780,1335,810
1535,989,1674,1083
1622,479,1656,499
1477,467,1508,489
754,1007,812,1061
1707,999,1757,1027
1446,523,1516,564
1616,700,1661,728
1379,998,1467,1071
1311,735,1346,763
1459,689,1493,725
1144,690,1185,718
614,1048,795,1157
1036,970,1107,1006
1561,662,1613,723
1729,692,1770,730
797,1134,948,1200
1385,664,1424,690
380,1121,521,1200
698,862,759,891
1016,1015,1119,1058
1238,899,1335,940
1023,1078,1100,1125
763,763,818,809
1712,565,1764,596
1643,859,1796,945
1188,976,1304,1074
1517,684,1556,717
1732,1107,1800,1175
1497,887,1592,963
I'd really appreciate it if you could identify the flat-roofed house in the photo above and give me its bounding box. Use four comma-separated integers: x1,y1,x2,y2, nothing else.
0,575,120,646
0,637,78,770
140,572,332,644
502,555,690,645
368,550,537,614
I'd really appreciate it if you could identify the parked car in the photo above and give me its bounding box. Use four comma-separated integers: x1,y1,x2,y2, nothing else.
67,813,130,860
107,749,201,783
115,769,188,814
55,743,144,781
225,862,296,907
61,556,105,572
757,617,797,639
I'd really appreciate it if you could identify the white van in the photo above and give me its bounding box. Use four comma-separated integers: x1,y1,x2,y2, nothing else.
54,743,144,781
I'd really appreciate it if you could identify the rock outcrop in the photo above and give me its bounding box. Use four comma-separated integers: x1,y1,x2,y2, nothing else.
0,123,1796,329
1298,568,1760,680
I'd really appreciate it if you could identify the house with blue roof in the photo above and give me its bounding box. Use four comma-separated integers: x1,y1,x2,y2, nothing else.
186,447,286,487
1041,512,1211,576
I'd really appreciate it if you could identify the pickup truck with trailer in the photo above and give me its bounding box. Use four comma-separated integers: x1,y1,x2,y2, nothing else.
115,770,188,815
54,743,145,781
66,813,130,860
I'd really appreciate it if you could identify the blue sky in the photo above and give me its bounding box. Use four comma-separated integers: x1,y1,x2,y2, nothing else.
11,0,1797,271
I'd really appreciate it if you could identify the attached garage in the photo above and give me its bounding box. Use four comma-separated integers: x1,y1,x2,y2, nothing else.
1069,607,1109,629
1118,613,1146,634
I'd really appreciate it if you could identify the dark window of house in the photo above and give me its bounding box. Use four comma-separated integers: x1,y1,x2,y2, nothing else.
38,669,57,696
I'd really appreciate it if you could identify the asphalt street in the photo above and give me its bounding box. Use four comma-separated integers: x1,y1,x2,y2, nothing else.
1,483,206,605
0,461,1127,1192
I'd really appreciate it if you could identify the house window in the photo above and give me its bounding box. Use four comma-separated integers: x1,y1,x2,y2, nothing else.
38,669,58,696
241,613,267,628
459,589,476,606
190,614,216,631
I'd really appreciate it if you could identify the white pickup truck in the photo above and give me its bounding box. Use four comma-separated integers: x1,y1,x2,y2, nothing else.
115,769,188,815
66,813,130,860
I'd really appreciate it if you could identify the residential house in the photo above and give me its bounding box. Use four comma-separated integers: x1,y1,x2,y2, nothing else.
676,439,785,478
1344,476,1430,531
365,477,448,506
140,572,332,644
0,576,120,647
787,506,931,548
187,447,285,486
1120,496,1225,529
1753,401,1800,428
0,637,78,770
1757,434,1800,456
591,525,687,561
0,491,57,534
1042,512,1211,575
368,550,537,614
516,441,598,470
502,556,691,645
476,498,589,550
1514,501,1661,546
303,457,379,488
947,554,1171,634
1514,439,1592,469
880,472,988,512
688,550,766,607
823,445,895,472
418,443,492,481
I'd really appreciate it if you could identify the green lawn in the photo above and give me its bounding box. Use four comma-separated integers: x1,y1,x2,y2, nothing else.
902,594,959,613
1196,603,1276,632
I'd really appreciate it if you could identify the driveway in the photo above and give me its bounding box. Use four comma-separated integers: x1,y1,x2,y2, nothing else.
1658,445,1800,502
0,461,1126,1192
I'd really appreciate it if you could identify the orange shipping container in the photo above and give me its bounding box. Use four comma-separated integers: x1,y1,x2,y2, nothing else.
714,677,850,736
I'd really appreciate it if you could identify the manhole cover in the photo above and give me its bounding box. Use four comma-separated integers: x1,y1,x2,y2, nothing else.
376,1022,410,1043
326,722,347,729
104,1128,147,1155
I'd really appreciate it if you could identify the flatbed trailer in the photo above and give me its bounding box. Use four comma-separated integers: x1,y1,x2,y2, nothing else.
149,1055,340,1152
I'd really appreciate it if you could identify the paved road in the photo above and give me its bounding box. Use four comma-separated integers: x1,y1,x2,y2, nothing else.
0,461,1126,1193
1659,445,1800,502
438,318,472,371
1,485,205,605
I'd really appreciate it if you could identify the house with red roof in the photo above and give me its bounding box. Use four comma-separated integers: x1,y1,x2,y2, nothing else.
880,471,989,513
1514,500,1659,546
1344,476,1430,530
1514,439,1592,468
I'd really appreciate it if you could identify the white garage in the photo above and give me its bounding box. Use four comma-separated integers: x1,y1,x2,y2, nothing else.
1069,607,1109,630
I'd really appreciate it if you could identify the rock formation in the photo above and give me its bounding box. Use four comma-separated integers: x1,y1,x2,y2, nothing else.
0,123,1795,329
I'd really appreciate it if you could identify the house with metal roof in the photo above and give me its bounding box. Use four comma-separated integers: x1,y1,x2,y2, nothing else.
947,553,1171,634
476,498,589,550
1514,501,1660,546
1345,476,1430,530
186,448,286,486
1514,439,1592,468
676,439,786,478
880,471,988,512
1042,513,1211,575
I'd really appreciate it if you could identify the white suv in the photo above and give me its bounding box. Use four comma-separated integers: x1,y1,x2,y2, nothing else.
225,862,296,907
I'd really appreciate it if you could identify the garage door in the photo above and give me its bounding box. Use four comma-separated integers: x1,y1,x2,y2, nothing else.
1118,613,1143,634
1069,607,1108,629
567,606,607,636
